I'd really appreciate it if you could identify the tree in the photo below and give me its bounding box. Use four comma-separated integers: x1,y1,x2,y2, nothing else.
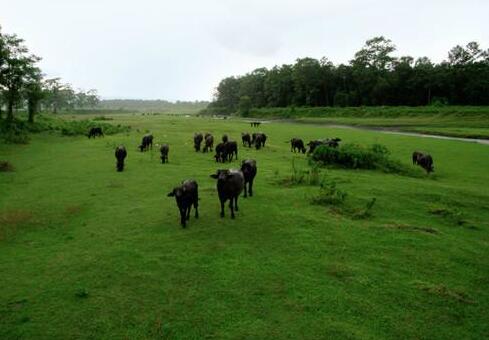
25,73,44,123
351,36,396,70
43,78,75,113
0,27,41,121
238,96,252,116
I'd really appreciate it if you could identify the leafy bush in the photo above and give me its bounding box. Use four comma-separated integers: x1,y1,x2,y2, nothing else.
0,121,31,144
311,181,347,206
59,119,130,136
311,143,416,176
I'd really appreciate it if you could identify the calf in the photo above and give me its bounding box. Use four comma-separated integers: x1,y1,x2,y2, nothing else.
290,138,306,153
160,144,169,163
194,133,203,152
223,141,238,161
139,134,153,152
203,134,214,153
88,127,104,139
241,159,257,198
210,169,244,218
167,180,199,228
241,133,252,147
115,145,127,172
214,142,225,162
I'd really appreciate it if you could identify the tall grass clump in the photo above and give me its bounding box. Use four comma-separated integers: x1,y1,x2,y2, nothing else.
311,143,417,176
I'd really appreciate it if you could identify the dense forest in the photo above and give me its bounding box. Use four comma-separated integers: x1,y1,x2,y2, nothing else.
205,37,489,115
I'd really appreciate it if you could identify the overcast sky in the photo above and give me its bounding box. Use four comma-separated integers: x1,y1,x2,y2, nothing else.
1,0,488,101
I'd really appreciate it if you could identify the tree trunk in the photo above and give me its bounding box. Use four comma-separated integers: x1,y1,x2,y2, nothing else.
28,99,36,123
7,99,14,121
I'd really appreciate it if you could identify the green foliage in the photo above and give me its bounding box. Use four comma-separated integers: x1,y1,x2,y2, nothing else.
281,159,322,185
238,96,252,117
311,143,417,176
311,181,347,205
208,36,489,114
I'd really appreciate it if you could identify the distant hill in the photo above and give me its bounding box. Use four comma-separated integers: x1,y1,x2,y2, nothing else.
97,99,209,114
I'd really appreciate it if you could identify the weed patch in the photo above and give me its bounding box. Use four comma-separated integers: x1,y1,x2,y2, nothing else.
0,161,14,172
414,281,475,304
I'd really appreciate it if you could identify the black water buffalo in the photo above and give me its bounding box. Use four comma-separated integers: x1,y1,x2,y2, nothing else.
222,134,229,143
223,141,238,161
167,180,199,228
88,127,104,138
241,133,252,147
160,144,169,163
290,138,306,153
214,142,225,162
413,152,434,173
253,133,267,149
241,159,257,198
250,121,261,127
210,169,244,219
194,133,203,152
139,134,153,152
203,134,214,153
412,151,423,164
115,145,127,172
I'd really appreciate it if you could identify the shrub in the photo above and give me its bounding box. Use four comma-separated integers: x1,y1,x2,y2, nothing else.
281,159,323,186
311,143,416,176
311,181,347,206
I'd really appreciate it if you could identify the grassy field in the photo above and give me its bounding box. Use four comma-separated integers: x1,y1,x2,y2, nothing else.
1,115,489,339
245,106,489,139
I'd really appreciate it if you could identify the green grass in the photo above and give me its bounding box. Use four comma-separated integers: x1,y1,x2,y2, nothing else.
1,115,489,339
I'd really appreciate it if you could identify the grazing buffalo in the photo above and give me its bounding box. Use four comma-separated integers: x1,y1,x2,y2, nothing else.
194,133,203,152
290,138,306,153
241,159,257,198
160,144,169,163
223,141,238,161
412,152,434,173
214,142,225,162
115,145,127,172
167,180,199,228
210,169,244,219
203,134,214,153
222,134,229,143
250,121,261,127
241,133,252,147
139,134,153,152
307,138,341,154
412,151,423,164
253,133,267,150
88,127,104,139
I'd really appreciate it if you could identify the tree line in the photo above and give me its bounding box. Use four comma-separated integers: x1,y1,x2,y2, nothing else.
0,26,100,123
206,37,489,115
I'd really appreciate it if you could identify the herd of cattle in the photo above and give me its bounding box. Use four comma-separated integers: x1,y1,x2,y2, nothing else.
88,126,435,227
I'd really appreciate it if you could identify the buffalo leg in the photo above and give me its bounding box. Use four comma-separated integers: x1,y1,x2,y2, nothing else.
229,200,235,219
243,182,248,198
180,209,186,228
234,196,239,211
220,199,225,218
